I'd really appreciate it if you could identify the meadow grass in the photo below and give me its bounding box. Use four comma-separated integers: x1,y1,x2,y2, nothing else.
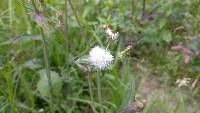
0,0,200,113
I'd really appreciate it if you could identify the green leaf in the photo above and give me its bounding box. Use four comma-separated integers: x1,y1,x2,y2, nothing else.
37,69,62,97
161,30,172,43
0,35,42,46
158,19,167,29
23,59,41,70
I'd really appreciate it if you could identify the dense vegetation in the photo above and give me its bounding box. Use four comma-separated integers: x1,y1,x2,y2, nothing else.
0,0,199,113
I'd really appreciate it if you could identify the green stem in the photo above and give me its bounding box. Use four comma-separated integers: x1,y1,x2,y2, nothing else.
106,40,111,49
87,73,98,113
62,0,69,64
8,0,13,28
67,0,88,44
68,97,108,110
128,74,135,102
126,60,135,103
131,0,135,16
29,1,54,112
96,72,104,113
40,28,54,113
5,65,18,113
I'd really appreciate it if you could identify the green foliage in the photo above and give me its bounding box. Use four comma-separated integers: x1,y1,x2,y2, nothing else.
0,0,200,113
37,69,62,97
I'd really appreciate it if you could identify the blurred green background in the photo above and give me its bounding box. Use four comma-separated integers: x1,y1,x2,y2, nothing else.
0,0,200,113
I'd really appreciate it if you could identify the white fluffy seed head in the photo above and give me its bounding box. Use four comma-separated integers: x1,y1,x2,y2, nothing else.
88,46,113,70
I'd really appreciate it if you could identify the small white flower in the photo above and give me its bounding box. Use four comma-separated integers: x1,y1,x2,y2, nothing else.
88,46,113,70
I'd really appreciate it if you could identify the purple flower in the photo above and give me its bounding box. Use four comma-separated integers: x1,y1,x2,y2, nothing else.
31,12,49,31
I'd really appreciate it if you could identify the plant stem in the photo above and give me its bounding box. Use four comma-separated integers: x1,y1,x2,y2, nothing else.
8,0,13,28
131,0,135,16
60,27,69,64
62,0,69,64
126,60,135,103
5,64,18,113
106,40,111,49
87,73,98,113
96,72,104,113
67,0,88,44
40,28,55,113
128,74,135,102
30,1,54,112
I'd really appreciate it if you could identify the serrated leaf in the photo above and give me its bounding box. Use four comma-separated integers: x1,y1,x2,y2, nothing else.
37,69,62,97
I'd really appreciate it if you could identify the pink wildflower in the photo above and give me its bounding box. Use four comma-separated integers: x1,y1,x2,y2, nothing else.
171,44,195,64
183,54,190,64
171,44,184,50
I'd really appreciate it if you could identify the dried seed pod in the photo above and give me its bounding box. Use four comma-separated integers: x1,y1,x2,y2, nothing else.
56,11,64,30
103,25,119,41
117,45,133,58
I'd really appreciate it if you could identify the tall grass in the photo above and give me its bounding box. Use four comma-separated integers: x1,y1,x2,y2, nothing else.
0,0,199,113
